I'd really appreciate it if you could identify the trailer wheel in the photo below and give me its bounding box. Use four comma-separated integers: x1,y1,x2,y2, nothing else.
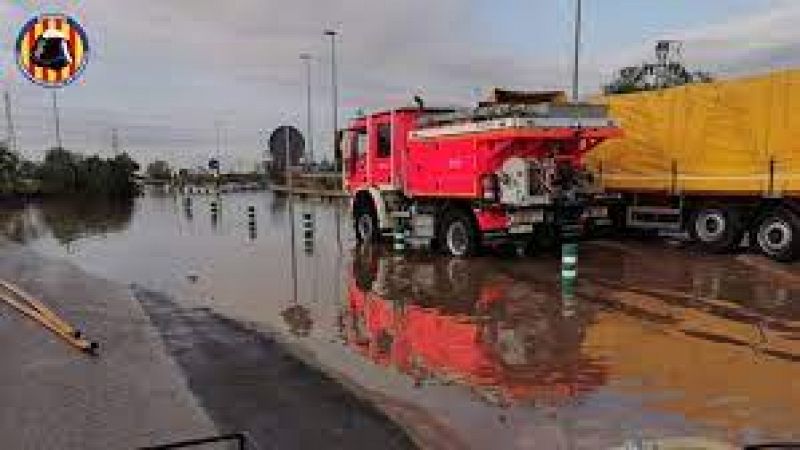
754,207,800,262
440,209,479,257
689,206,744,253
354,203,379,243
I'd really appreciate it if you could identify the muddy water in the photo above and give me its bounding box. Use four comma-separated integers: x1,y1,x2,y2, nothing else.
2,192,799,449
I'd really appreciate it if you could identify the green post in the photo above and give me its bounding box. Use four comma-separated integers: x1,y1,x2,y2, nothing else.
561,242,578,296
393,218,406,252
210,200,219,229
560,202,581,317
183,196,193,221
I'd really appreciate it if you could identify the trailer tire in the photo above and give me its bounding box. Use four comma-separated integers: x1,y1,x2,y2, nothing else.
754,207,800,262
354,202,379,243
440,209,479,257
689,205,744,253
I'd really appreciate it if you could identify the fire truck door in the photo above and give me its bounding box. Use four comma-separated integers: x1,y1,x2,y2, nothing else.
348,128,368,186
370,119,392,185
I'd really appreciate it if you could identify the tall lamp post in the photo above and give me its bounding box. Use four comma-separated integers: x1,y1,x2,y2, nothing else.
3,91,17,155
52,90,62,149
572,0,582,102
323,29,338,170
299,53,313,169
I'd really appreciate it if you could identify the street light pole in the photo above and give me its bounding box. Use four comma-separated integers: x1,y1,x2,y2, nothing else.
572,0,582,102
299,53,313,168
215,120,221,160
324,29,338,169
285,126,290,187
51,90,62,149
111,127,120,155
3,91,17,155
213,120,222,190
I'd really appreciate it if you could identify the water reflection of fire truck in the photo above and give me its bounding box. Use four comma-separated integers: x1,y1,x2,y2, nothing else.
341,245,800,437
342,249,607,404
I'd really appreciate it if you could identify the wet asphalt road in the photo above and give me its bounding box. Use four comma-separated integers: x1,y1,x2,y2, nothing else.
0,241,217,450
1,193,799,449
133,286,414,450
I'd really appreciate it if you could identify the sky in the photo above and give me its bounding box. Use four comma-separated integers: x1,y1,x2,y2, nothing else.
1,0,799,169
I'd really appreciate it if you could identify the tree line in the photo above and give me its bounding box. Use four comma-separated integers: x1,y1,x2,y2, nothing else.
0,141,140,199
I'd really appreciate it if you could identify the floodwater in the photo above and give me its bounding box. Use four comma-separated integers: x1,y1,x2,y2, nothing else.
1,192,799,449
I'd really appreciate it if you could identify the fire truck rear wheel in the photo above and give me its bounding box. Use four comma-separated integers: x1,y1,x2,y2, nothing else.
440,210,479,257
354,206,379,243
689,205,744,253
754,207,800,262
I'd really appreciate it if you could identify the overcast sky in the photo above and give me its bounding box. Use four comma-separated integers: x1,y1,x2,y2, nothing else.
1,0,799,169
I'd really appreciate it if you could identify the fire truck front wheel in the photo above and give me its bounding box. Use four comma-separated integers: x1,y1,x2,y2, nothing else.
440,209,479,257
354,205,379,243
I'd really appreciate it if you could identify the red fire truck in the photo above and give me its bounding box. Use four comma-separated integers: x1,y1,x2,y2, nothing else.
341,91,622,256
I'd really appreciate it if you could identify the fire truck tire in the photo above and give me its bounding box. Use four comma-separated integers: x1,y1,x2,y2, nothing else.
754,207,800,262
352,247,378,291
688,205,744,253
354,204,379,243
440,209,479,257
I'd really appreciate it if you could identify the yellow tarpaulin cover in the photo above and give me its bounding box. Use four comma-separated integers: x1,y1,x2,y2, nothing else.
588,69,800,195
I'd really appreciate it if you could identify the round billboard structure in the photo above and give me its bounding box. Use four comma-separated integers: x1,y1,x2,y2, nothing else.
269,125,305,172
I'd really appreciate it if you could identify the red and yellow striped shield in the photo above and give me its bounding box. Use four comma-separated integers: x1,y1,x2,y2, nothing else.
15,14,90,88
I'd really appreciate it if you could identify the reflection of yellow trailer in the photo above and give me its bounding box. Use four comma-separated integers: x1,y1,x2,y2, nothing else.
585,309,800,440
587,70,800,261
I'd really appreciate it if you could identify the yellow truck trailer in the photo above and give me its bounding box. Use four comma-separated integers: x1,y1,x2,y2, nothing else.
587,69,800,261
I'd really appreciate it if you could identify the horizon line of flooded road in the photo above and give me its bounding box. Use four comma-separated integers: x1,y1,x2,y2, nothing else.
1,191,798,449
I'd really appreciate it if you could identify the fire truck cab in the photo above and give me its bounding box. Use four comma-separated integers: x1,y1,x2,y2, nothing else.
342,91,621,256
